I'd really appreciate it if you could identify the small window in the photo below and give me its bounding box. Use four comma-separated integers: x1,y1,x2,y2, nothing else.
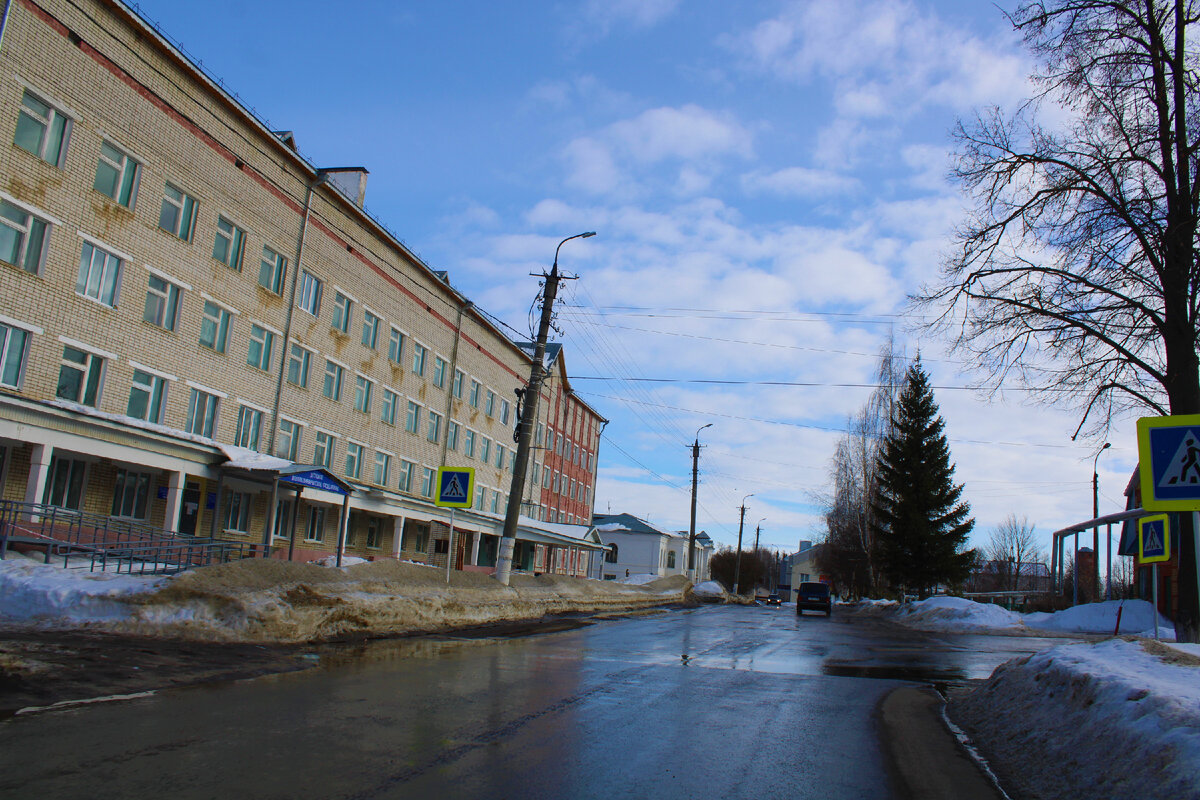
158,182,197,241
388,327,404,364
247,324,275,371
432,356,447,388
305,506,327,542
452,369,464,399
490,491,499,514
43,455,86,510
381,388,398,425
463,429,476,458
297,270,322,315
0,200,49,273
494,444,504,469
532,463,541,485
143,274,181,331
14,89,71,167
199,301,231,353
427,410,441,443
331,291,352,333
212,216,245,270
500,399,511,425
235,405,262,450
56,345,104,407
111,469,152,519
224,492,252,532
127,368,167,423
447,421,460,452
93,140,139,208
361,310,379,348
345,442,364,479
397,459,414,492
258,245,286,294
412,343,427,376
475,486,485,511
485,389,495,417
353,374,373,413
420,467,435,498
276,419,301,460
311,431,334,468
479,437,491,464
405,400,420,434
365,517,382,549
323,360,344,401
287,343,310,387
186,387,219,437
76,241,121,307
469,380,480,408
0,323,30,388
373,451,390,486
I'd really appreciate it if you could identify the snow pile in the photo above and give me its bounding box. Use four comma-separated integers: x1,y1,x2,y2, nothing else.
1026,599,1174,638
0,555,165,621
616,573,661,586
893,596,1025,631
692,580,727,600
953,639,1200,799
308,555,368,568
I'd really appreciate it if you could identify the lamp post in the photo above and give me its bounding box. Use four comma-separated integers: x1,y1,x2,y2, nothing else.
687,423,712,581
1094,442,1110,600
732,494,753,596
495,231,595,586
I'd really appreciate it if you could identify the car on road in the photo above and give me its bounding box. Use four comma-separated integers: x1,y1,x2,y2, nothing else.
796,582,832,617
763,594,781,606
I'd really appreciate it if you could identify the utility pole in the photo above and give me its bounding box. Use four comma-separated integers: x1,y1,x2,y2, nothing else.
732,494,753,596
687,423,711,581
1093,442,1109,600
494,232,595,586
754,518,764,591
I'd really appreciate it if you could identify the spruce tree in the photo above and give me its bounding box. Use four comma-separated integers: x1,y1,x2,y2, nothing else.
872,359,975,598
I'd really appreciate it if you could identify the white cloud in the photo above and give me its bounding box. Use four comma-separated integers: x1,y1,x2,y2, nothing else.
607,105,753,163
583,0,681,32
742,166,859,198
562,136,622,195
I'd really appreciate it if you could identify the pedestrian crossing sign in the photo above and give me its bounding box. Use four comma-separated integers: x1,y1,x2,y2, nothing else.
1138,514,1171,563
1137,415,1200,510
435,467,475,508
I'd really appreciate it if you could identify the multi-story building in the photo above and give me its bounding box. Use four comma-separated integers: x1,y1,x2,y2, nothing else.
0,0,604,576
593,512,712,581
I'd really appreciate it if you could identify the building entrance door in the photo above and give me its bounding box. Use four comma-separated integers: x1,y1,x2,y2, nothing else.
179,480,201,535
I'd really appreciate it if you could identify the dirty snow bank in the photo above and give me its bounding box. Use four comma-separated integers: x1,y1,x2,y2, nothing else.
952,639,1200,800
892,596,1025,631
0,556,692,643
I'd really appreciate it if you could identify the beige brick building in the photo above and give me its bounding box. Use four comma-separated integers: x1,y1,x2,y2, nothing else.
0,0,605,576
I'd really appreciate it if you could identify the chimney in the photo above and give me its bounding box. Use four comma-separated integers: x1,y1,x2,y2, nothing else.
322,167,369,208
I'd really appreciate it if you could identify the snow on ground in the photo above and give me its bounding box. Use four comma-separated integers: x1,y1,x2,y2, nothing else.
308,555,368,568
1025,599,1173,638
0,553,164,622
691,580,727,599
893,595,1026,631
616,573,661,585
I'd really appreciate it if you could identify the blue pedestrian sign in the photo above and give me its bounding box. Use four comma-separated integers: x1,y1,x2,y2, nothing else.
1137,415,1200,510
1138,514,1171,563
436,467,475,508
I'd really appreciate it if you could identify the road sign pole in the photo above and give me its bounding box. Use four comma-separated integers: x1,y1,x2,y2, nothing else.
445,507,455,584
1153,562,1160,641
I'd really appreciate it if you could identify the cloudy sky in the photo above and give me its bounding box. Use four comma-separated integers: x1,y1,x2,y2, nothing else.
133,0,1138,555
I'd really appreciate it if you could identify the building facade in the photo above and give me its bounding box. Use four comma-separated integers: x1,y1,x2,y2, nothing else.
593,513,712,581
0,0,603,576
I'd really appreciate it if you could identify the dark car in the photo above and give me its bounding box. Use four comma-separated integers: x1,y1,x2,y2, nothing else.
763,594,782,606
796,582,832,617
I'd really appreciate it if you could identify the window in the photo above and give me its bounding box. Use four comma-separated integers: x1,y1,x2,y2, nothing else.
405,401,420,434
667,551,677,569
323,360,344,400
543,468,552,489
143,274,181,331
490,491,499,514
272,498,292,540
373,451,390,485
398,459,414,492
463,429,476,458
93,140,138,207
43,456,85,510
453,369,464,399
475,486,485,511
111,469,151,519
276,419,301,460
403,520,428,552
479,437,490,465
56,345,103,406
361,310,379,349
494,444,505,469
381,388,398,425
235,405,262,450
247,324,275,371
469,380,480,408
287,343,310,387
199,301,231,353
314,431,335,468
158,182,197,241
331,291,352,334
365,517,382,549
485,390,496,417
345,442,364,479
305,506,327,542
412,343,427,376
509,450,517,472
427,410,441,443
420,467,435,498
536,422,544,447
212,216,245,270
297,270,322,315
388,327,404,364
76,241,121,306
0,200,49,273
127,369,167,423
353,374,373,413
14,89,71,166
500,399,510,425
532,463,542,487
432,356,447,388
447,421,460,452
186,387,219,437
224,492,251,532
0,323,29,388
258,245,286,294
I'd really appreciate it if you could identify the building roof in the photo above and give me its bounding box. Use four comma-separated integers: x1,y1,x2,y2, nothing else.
593,513,672,536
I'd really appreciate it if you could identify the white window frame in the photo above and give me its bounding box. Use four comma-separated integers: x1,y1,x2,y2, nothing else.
127,366,169,424
158,181,198,241
15,87,72,167
361,308,380,349
331,290,353,334
388,326,405,364
247,323,277,371
432,355,447,388
258,245,287,294
353,373,373,413
297,269,322,315
287,341,313,387
212,214,246,270
0,196,53,274
323,358,345,401
373,450,391,486
76,236,124,307
186,385,221,437
314,430,336,468
93,139,139,208
345,441,364,480
412,341,427,376
427,410,441,443
276,417,302,460
381,387,398,425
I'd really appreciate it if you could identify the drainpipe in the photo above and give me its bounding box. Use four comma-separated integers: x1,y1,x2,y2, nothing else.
438,300,473,467
266,170,326,455
0,0,14,53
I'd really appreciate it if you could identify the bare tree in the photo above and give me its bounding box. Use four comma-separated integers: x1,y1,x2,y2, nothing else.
918,0,1200,641
986,514,1046,591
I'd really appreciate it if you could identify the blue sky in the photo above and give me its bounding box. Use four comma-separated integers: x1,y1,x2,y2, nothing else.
131,0,1137,555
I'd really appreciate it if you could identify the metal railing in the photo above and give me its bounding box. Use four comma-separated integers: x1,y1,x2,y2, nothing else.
0,500,257,574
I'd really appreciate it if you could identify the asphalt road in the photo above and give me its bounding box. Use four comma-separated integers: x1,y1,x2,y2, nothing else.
0,605,1076,799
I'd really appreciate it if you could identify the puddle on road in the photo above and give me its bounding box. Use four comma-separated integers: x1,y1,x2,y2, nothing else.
821,663,967,686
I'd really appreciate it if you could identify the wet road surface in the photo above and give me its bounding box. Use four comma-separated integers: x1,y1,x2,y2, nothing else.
0,605,1078,799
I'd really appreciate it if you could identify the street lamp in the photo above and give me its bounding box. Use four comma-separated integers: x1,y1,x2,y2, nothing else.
688,423,712,581
732,493,754,596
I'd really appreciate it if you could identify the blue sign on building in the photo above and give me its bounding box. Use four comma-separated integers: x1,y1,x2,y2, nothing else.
281,469,348,495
